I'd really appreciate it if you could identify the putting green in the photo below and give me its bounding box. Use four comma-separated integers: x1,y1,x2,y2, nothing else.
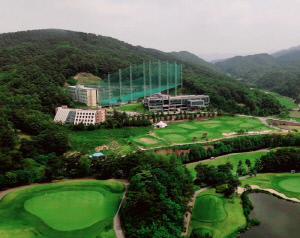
163,134,187,142
192,195,227,222
0,180,124,238
24,191,107,231
278,178,300,193
203,124,220,128
239,123,255,128
177,124,198,129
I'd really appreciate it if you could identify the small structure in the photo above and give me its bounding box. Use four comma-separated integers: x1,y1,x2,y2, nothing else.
154,121,168,128
89,152,104,158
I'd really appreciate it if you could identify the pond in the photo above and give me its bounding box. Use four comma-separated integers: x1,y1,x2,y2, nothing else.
242,193,300,238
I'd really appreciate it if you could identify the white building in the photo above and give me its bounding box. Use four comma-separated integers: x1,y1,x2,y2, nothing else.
54,106,106,125
68,84,99,107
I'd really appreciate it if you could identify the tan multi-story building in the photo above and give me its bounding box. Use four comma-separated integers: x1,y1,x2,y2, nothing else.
68,85,99,107
54,106,106,125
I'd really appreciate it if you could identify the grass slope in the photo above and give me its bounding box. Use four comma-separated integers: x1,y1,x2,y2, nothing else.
241,173,300,200
114,103,149,113
150,116,274,145
186,151,269,180
192,195,227,222
67,125,152,154
268,92,298,108
188,188,246,238
0,180,124,238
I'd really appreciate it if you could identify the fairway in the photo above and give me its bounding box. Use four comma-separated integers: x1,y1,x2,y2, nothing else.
241,173,300,200
134,116,276,147
186,150,269,180
192,195,227,222
188,189,246,238
278,178,300,192
0,180,124,238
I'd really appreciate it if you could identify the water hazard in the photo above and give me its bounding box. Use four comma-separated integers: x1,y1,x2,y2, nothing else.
242,193,300,238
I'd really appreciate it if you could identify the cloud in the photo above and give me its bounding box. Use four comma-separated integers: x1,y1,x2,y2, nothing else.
1,0,300,56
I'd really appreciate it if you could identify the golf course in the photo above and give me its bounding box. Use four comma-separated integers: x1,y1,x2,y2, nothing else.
133,116,276,147
187,188,246,238
186,150,269,180
0,180,125,238
241,173,300,200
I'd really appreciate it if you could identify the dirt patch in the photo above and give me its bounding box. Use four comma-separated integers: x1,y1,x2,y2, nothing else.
139,138,157,144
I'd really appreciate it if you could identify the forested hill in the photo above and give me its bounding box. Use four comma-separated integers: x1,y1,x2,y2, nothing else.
169,51,222,72
215,50,300,99
0,28,285,192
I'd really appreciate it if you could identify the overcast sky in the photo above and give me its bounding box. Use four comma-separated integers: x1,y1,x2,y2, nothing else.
1,0,300,60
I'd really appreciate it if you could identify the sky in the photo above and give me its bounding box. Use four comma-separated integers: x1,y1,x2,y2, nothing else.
1,0,300,61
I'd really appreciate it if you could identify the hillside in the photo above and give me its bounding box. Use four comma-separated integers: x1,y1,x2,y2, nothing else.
215,50,300,99
169,51,222,72
0,29,284,164
272,45,300,58
215,53,278,82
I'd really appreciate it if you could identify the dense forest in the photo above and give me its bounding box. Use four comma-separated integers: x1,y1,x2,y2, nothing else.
0,30,285,174
215,48,300,99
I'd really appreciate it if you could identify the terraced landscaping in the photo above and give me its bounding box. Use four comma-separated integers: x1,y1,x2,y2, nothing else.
187,188,246,238
0,180,124,238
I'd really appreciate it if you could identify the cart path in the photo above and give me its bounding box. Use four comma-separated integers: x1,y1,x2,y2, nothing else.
182,186,213,236
0,178,130,238
237,185,300,203
111,179,130,238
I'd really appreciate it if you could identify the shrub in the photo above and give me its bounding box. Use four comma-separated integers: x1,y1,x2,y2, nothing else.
251,218,261,226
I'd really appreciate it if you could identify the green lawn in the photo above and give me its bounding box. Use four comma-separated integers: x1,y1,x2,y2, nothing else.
0,180,124,238
186,151,269,180
67,125,152,154
151,116,275,145
187,188,246,238
114,103,149,113
267,92,298,108
241,173,300,200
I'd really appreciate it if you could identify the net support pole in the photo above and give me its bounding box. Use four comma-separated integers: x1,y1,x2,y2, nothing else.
119,69,122,103
130,65,133,102
149,61,152,96
99,77,101,107
143,61,146,98
181,64,183,90
108,74,111,107
175,61,177,96
158,60,161,92
167,61,169,95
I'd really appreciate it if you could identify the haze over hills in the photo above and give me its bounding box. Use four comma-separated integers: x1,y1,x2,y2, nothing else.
272,45,300,58
215,48,300,99
170,51,222,72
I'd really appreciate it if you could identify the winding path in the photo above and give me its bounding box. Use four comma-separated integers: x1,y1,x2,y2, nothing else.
0,178,130,238
237,185,300,203
181,186,213,236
